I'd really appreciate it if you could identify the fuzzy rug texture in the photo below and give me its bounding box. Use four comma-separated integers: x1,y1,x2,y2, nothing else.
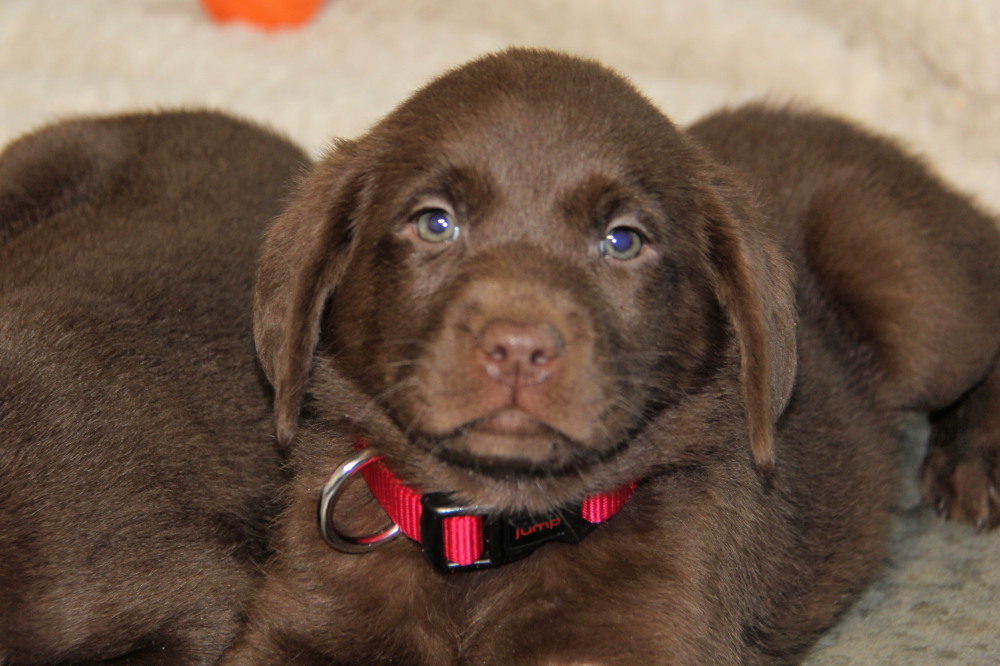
2,1,999,663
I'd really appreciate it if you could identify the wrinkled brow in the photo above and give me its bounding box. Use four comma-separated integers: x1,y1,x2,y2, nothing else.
377,161,497,225
560,174,665,239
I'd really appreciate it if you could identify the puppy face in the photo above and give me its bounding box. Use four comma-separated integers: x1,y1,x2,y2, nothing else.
255,49,796,513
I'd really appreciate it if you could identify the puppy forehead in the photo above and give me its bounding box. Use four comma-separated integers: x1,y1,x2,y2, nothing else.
442,104,621,190
366,51,698,237
388,101,655,220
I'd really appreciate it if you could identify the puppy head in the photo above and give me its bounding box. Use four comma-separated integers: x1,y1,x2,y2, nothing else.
254,49,796,510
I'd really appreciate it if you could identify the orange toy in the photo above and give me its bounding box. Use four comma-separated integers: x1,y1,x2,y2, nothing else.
201,0,323,29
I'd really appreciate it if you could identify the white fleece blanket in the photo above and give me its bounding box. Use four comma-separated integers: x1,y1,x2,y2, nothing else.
2,1,999,663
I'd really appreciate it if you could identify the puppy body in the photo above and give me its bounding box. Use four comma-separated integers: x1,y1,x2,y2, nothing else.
229,50,1000,664
691,107,1000,529
0,112,306,663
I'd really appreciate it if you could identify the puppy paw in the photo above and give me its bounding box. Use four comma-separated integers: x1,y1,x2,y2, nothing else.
919,443,1000,531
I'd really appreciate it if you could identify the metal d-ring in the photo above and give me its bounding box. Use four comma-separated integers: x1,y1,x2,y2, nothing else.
318,446,401,554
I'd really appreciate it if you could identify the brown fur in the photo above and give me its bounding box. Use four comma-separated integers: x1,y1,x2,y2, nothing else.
4,49,995,664
222,49,1000,664
226,49,1000,664
0,111,306,663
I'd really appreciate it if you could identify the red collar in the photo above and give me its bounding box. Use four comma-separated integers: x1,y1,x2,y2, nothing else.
355,439,637,572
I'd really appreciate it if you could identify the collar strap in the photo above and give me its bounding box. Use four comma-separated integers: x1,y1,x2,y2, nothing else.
356,439,637,572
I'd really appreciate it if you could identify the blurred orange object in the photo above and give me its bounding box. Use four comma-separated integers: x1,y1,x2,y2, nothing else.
201,0,323,29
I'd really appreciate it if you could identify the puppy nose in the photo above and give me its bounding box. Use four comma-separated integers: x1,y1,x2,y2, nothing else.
477,321,563,386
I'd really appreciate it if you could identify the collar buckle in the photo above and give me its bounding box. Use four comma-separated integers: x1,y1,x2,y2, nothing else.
420,492,598,572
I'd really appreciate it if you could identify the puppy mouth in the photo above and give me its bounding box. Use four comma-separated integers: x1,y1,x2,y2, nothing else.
467,409,552,438
422,409,613,479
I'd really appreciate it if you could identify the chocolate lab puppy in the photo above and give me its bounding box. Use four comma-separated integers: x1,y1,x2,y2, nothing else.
226,49,1000,664
0,111,305,663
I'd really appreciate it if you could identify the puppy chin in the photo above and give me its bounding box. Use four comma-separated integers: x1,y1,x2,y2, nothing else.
402,426,632,515
433,433,579,477
425,410,604,476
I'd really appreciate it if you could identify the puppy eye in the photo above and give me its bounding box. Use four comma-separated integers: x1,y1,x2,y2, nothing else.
414,209,460,244
600,226,643,260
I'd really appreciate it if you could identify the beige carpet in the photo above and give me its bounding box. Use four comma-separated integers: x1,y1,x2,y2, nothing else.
2,1,999,663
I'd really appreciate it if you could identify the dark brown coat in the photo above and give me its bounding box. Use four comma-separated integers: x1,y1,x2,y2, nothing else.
227,49,1000,664
0,111,306,663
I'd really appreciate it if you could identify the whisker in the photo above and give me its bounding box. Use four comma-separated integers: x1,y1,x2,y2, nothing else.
401,403,433,440
370,375,420,405
380,338,427,348
385,359,419,369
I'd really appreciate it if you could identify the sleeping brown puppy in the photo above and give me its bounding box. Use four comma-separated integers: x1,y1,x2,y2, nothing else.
0,111,305,663
226,48,1000,664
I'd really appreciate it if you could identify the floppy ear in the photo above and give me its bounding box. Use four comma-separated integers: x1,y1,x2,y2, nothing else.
253,140,363,450
704,185,797,474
